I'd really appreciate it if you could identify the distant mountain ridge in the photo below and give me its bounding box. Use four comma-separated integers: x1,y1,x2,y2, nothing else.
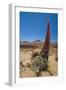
20,40,57,48
20,40,42,44
20,40,43,48
32,40,41,42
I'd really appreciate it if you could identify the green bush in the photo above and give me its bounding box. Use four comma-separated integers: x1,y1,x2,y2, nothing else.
47,64,53,76
31,54,48,75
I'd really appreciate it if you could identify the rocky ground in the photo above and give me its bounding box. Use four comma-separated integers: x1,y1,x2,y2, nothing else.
20,46,58,78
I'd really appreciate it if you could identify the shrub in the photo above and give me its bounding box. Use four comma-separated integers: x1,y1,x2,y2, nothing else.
47,63,53,76
35,72,41,77
20,62,25,72
56,56,58,61
31,54,48,76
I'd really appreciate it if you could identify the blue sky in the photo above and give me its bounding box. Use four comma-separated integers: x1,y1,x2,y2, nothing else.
20,12,58,42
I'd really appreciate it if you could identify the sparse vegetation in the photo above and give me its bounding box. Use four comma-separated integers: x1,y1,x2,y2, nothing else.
56,56,58,61
20,62,25,73
32,52,39,59
31,53,48,76
47,63,53,76
20,43,58,77
26,63,31,68
35,72,41,77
